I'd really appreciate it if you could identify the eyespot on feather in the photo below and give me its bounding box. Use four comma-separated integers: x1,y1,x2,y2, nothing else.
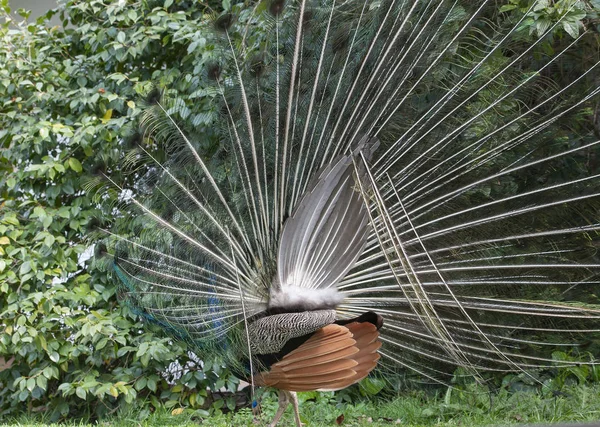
214,13,234,32
206,62,223,81
302,8,313,28
248,54,266,78
122,130,144,151
269,0,285,17
144,87,163,106
331,25,352,53
90,160,107,177
87,216,106,232
94,241,108,259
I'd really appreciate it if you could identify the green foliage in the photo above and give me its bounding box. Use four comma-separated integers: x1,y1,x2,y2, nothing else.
0,0,237,421
500,0,593,38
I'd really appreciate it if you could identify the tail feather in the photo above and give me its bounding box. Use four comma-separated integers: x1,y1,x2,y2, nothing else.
99,0,600,381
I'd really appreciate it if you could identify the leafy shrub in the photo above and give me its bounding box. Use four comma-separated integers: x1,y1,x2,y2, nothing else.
0,0,239,420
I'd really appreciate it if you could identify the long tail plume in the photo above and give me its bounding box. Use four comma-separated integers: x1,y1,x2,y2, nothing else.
94,0,600,380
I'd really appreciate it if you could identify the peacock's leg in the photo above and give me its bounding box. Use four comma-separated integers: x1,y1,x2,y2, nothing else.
289,391,303,427
269,390,290,427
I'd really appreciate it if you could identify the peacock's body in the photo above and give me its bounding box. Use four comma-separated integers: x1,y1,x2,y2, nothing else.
96,0,600,425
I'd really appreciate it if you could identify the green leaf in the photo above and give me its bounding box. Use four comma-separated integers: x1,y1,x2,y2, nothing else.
499,4,517,13
44,234,55,247
117,31,126,43
82,379,100,388
57,207,70,218
359,377,385,396
68,158,83,173
36,375,48,391
20,261,32,275
562,20,580,38
164,0,174,8
96,337,108,350
42,216,53,228
134,377,147,391
109,386,119,397
101,109,113,123
75,387,87,400
535,19,551,36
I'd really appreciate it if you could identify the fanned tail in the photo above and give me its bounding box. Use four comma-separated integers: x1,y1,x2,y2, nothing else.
95,0,600,380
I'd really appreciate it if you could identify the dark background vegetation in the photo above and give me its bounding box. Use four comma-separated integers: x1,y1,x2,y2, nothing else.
0,0,599,423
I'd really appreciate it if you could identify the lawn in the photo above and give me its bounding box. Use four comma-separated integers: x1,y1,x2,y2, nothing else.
3,383,600,426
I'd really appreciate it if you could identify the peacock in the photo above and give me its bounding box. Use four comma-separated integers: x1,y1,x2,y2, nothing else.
92,0,600,425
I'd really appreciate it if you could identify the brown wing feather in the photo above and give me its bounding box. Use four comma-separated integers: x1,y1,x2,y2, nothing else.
279,346,360,372
254,320,382,391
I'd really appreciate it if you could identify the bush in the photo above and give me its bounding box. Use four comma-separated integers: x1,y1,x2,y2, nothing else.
0,0,239,421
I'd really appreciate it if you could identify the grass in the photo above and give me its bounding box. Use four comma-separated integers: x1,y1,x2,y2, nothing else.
3,383,600,426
